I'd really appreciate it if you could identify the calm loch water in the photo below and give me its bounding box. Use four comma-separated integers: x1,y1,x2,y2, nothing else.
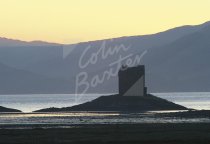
153,92,210,110
1,92,210,127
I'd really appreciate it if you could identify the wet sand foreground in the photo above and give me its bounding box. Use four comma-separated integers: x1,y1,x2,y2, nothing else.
0,123,210,144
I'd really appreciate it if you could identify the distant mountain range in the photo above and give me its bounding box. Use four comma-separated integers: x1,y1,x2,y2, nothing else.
0,37,60,47
0,21,210,94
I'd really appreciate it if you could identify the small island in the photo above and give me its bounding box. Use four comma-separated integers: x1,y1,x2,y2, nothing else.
35,94,187,112
35,65,187,113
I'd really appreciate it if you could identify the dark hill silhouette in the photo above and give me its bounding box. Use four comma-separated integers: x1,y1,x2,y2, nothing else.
143,25,210,92
0,106,21,112
35,94,187,112
0,62,70,94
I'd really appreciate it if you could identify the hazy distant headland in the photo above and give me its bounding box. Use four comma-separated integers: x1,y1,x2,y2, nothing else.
0,21,210,94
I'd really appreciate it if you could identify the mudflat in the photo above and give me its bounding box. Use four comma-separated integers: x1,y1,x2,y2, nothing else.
0,123,210,144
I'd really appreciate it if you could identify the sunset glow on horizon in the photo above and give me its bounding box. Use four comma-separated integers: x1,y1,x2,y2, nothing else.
1,0,210,44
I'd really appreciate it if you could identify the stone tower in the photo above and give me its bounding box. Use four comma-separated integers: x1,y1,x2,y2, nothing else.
118,65,147,96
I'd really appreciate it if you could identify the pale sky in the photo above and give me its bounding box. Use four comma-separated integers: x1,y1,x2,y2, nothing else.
0,0,210,44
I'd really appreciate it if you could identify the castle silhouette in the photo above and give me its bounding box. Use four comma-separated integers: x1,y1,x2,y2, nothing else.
118,65,147,96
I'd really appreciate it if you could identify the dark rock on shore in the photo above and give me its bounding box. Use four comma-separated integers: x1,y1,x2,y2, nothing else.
0,106,21,112
35,94,187,112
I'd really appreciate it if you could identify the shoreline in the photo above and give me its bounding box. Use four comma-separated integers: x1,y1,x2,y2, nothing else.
0,110,210,129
